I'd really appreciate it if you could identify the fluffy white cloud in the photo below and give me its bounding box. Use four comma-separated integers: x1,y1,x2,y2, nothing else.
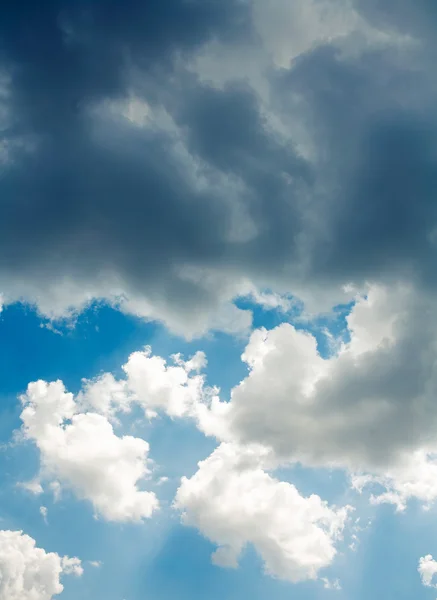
78,372,131,418
174,443,350,582
353,451,437,512
200,285,437,474
20,380,159,522
419,554,437,588
238,285,297,313
18,346,222,521
0,530,82,600
79,347,212,420
122,348,208,419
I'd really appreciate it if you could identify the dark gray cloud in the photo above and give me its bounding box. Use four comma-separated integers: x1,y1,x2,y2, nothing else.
354,0,437,39
1,0,437,333
273,42,437,290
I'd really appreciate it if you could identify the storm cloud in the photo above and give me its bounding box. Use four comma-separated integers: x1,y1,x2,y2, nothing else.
1,0,437,334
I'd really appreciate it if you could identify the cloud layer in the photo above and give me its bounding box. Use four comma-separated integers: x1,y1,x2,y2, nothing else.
1,0,437,335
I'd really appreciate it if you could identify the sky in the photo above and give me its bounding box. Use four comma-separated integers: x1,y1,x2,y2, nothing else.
2,0,437,598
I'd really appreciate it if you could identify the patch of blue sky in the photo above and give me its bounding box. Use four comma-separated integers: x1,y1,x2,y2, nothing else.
139,503,437,600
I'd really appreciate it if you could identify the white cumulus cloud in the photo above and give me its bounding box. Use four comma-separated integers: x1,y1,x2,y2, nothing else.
122,348,208,419
419,554,437,588
174,443,351,582
79,347,211,420
196,284,437,511
0,530,82,600
20,380,159,522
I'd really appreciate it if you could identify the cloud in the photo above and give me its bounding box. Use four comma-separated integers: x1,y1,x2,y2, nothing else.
26,283,437,521
198,284,437,475
89,560,103,568
79,347,211,420
238,285,297,313
251,0,370,68
5,3,437,591
40,505,48,524
174,443,351,582
20,380,159,522
353,451,437,512
17,297,437,581
0,0,258,337
17,346,223,521
321,577,342,590
176,281,437,514
0,529,82,600
419,554,437,588
0,0,436,334
122,348,210,418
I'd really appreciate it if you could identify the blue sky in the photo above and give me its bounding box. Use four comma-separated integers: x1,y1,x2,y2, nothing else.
2,0,437,598
0,300,436,599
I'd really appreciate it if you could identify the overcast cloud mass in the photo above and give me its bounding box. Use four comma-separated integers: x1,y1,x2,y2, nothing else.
2,0,437,598
1,0,437,333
